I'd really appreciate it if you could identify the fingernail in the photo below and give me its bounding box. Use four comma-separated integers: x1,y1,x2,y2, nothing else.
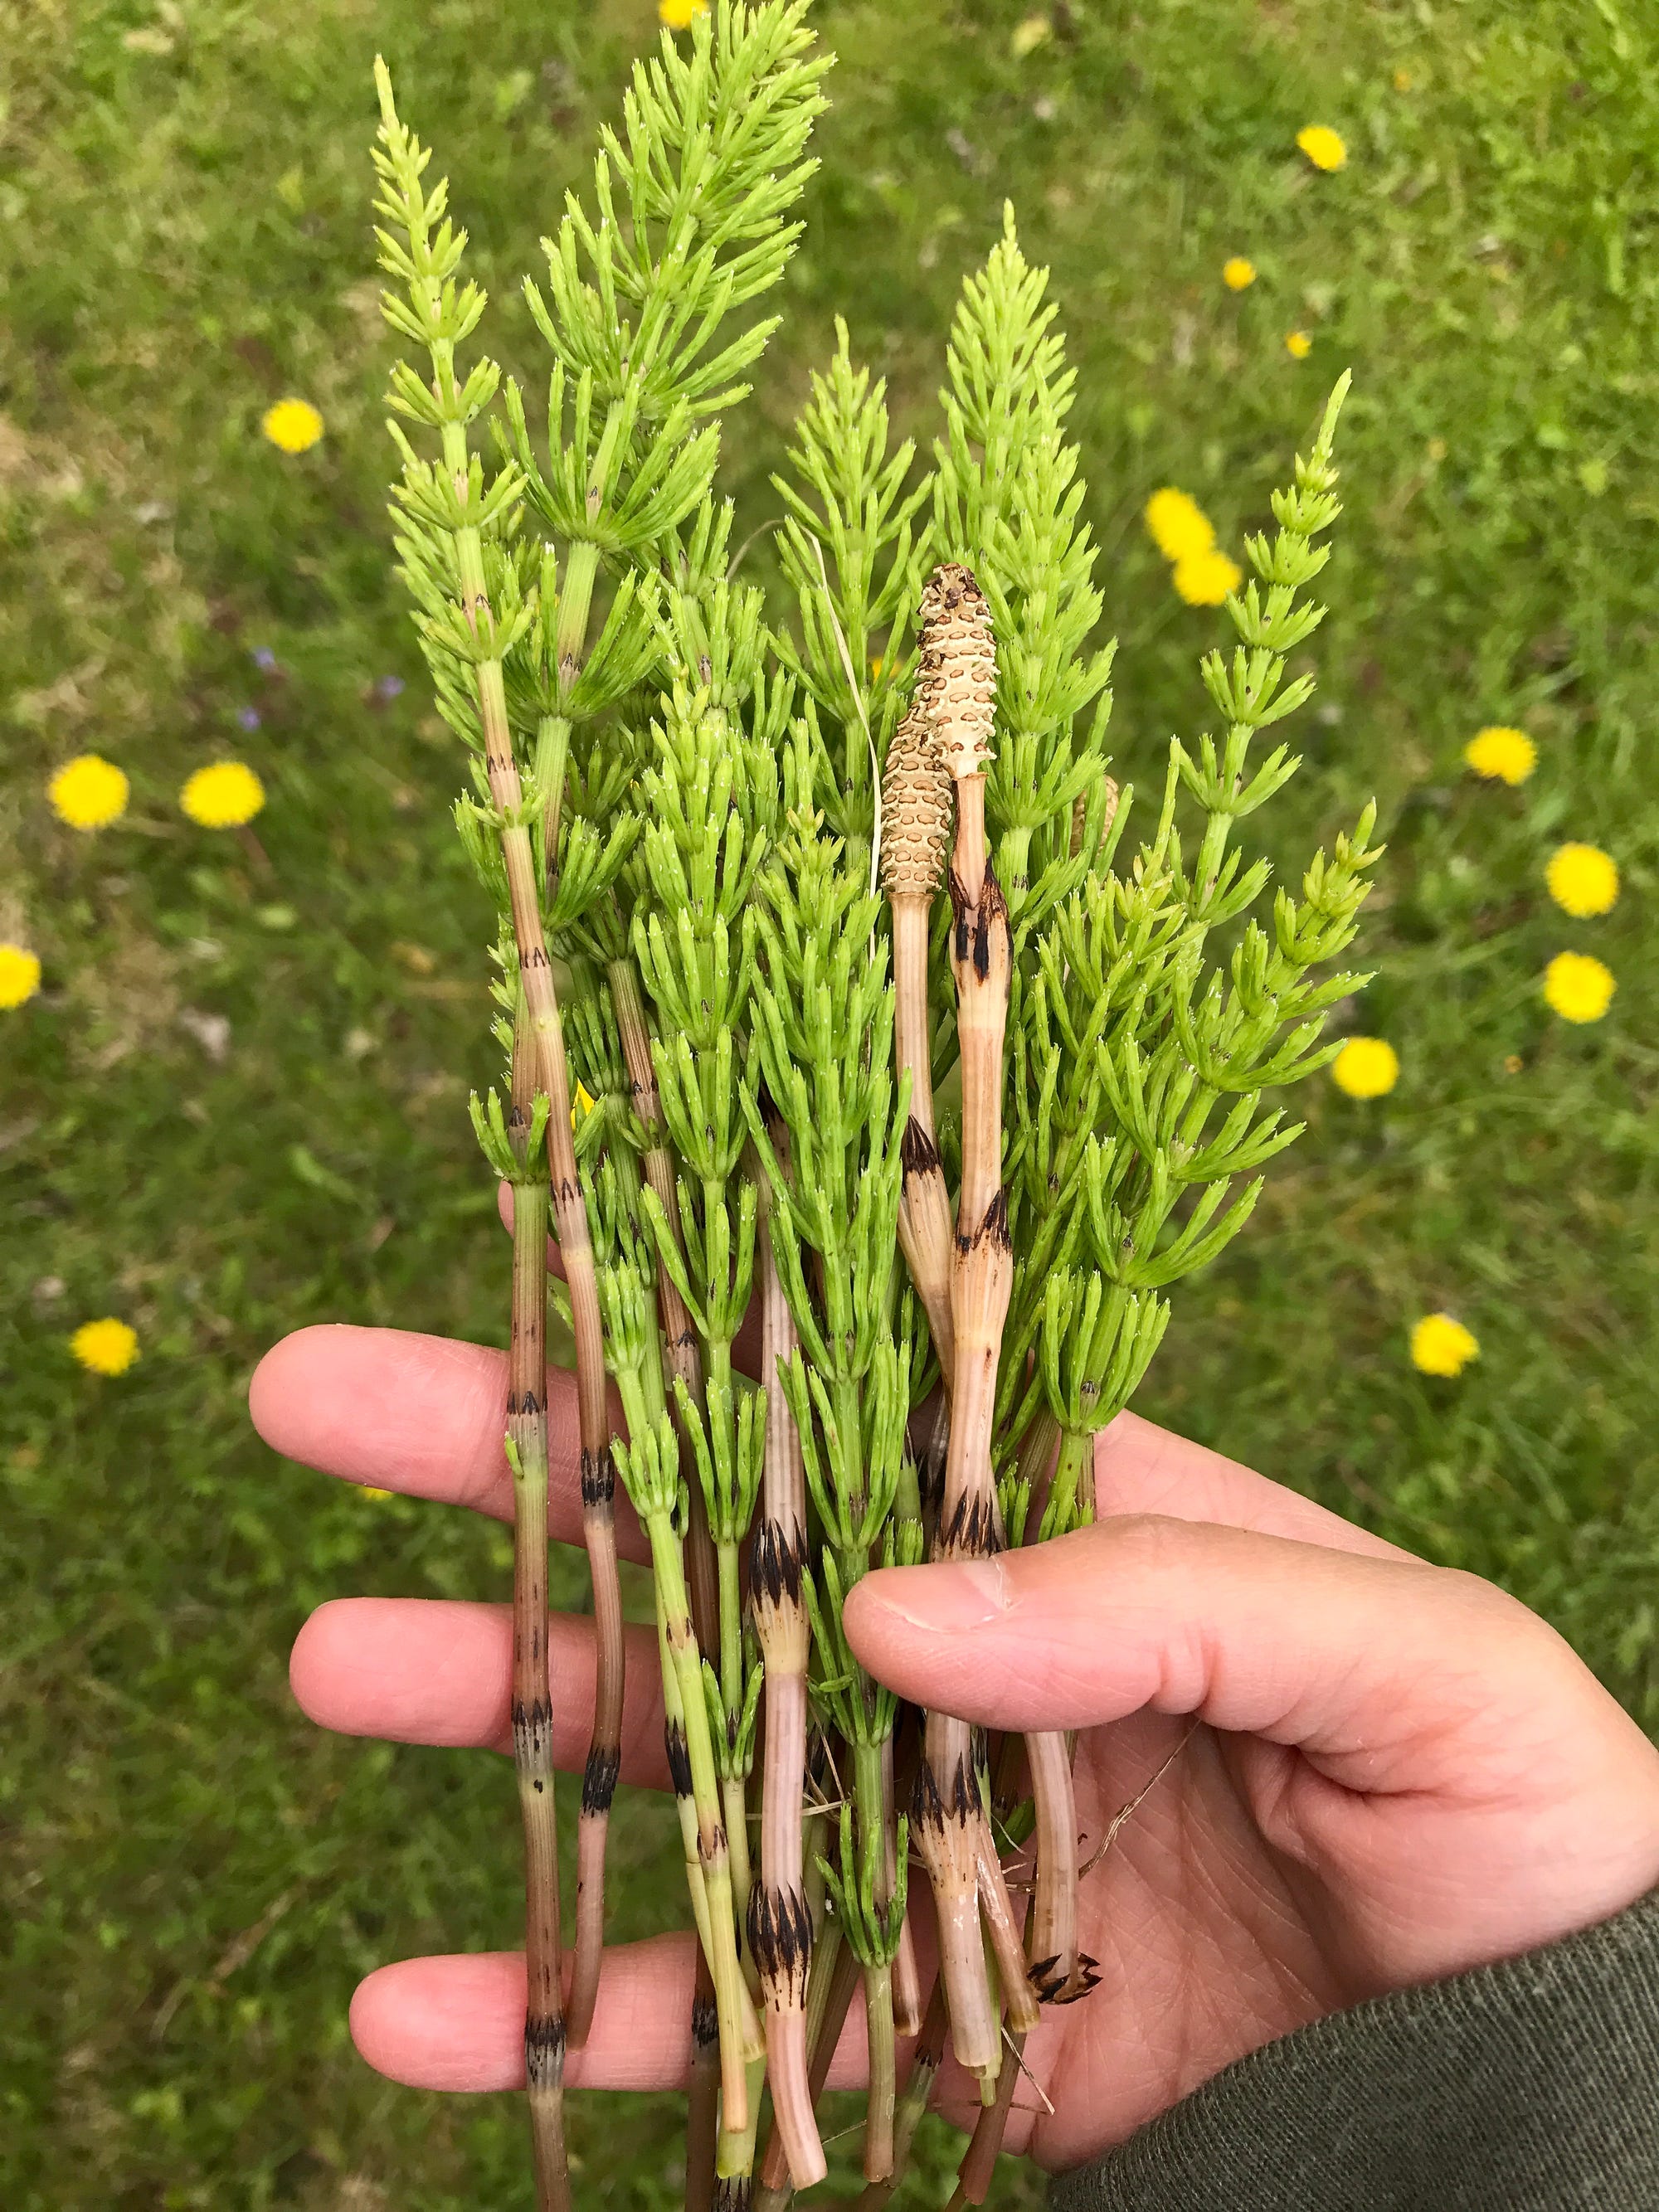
877,1555,1011,1633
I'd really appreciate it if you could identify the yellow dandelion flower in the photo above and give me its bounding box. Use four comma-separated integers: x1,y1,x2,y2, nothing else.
1545,842,1619,918
1172,547,1243,606
71,1318,140,1377
1393,66,1414,91
1297,124,1348,172
1331,1037,1399,1099
1410,1313,1478,1378
49,753,129,831
1222,256,1258,291
0,944,42,1009
1285,329,1312,360
260,398,324,455
1143,487,1215,563
659,0,708,27
1463,726,1535,785
1542,950,1614,1024
181,761,266,828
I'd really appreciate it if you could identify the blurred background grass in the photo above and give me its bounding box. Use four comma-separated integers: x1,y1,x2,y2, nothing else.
2,0,1657,2204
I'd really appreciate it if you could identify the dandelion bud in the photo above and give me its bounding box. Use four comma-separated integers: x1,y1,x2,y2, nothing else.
917,562,997,780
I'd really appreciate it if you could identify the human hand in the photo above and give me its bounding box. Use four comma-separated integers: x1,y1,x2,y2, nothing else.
253,1324,1659,2172
844,1423,1659,2167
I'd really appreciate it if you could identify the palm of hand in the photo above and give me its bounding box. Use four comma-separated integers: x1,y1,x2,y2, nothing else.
254,1327,1659,2179
857,1442,1659,2171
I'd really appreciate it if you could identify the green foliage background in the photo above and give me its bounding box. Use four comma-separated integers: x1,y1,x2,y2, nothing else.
2,0,1656,2204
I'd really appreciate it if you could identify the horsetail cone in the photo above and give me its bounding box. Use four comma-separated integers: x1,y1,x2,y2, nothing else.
879,706,952,901
917,563,997,788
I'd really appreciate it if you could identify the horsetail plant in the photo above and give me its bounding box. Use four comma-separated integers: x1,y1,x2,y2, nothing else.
358,10,1381,2206
468,963,570,2210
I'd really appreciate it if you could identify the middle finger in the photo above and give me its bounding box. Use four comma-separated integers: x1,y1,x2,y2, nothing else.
290,1597,670,1791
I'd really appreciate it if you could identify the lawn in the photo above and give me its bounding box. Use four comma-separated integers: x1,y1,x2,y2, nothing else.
2,0,1656,2205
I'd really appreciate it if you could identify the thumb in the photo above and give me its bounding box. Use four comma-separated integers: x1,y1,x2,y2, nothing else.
844,1514,1609,1796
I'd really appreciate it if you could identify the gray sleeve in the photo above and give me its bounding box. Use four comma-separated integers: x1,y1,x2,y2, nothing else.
1050,1889,1659,2212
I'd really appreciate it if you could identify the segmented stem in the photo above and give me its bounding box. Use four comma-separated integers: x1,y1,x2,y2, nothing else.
506,1029,572,2212
752,1920,860,2212
607,955,722,1648
1027,1428,1097,2003
686,1962,721,2212
445,446,622,2049
749,1169,822,2187
857,1971,947,2212
646,1514,764,2136
913,564,1024,2089
890,894,955,1381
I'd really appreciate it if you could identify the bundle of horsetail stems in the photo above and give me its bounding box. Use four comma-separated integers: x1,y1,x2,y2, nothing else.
362,7,1379,2204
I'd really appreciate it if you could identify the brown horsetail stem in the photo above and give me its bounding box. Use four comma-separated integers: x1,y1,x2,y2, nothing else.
685,1957,722,2212
449,489,625,2046
908,562,1034,2088
504,1018,572,2212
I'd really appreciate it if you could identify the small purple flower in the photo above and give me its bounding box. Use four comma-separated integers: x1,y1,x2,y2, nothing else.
251,646,278,673
375,673,406,702
236,706,262,732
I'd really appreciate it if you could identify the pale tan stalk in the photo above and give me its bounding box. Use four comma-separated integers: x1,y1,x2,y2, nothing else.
976,1826,1040,2036
953,1872,1038,2205
881,707,956,1377
748,1140,822,2188
448,461,621,2051
1025,1728,1093,2004
910,562,1026,2083
1027,1430,1097,2004
505,1029,572,2212
912,1718,1000,2087
752,1922,861,2212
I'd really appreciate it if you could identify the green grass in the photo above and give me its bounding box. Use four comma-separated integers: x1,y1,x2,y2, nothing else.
3,0,1657,2203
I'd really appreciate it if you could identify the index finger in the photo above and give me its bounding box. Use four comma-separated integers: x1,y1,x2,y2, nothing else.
249,1324,649,1565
